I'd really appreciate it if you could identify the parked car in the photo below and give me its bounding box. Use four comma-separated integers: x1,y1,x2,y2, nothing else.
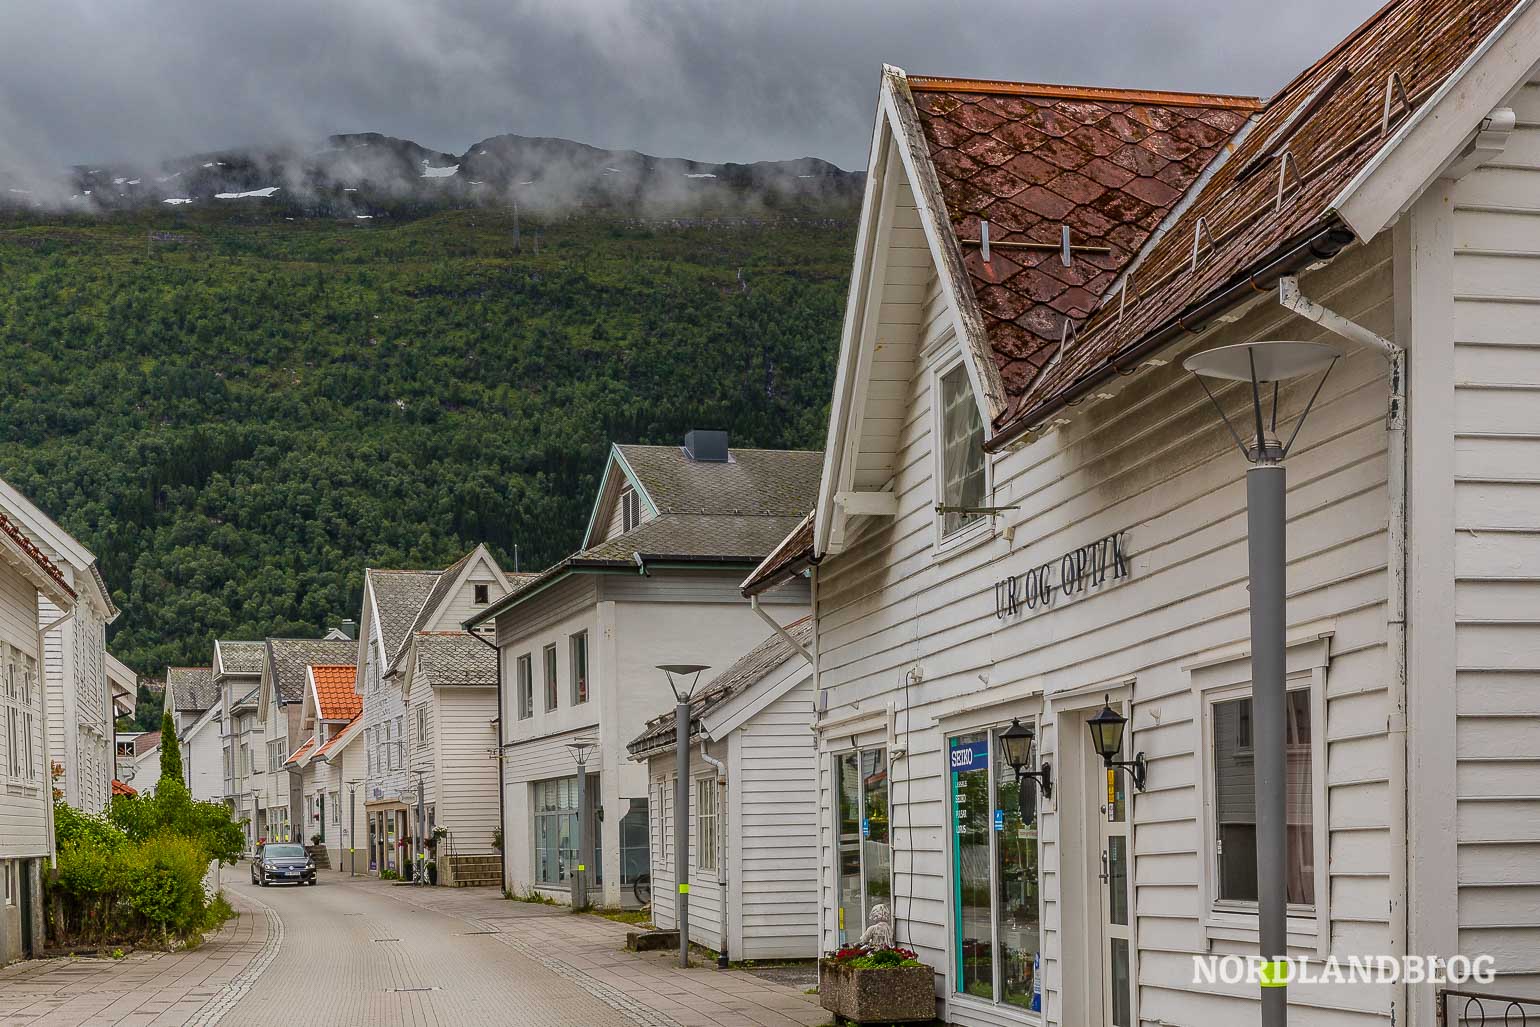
250,842,317,886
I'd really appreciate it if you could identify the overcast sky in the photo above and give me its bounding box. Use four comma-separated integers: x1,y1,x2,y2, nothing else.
2,0,1384,174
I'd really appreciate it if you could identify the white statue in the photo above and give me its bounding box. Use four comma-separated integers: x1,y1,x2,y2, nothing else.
858,902,893,949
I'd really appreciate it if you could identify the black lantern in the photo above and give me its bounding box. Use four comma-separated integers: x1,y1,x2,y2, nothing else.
1087,697,1146,791
999,718,1052,823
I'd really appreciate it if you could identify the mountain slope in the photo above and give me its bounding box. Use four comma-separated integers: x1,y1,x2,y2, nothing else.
0,205,855,672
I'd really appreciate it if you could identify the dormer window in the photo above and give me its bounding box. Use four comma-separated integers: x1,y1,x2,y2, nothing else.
621,487,641,532
474,583,489,605
938,361,986,538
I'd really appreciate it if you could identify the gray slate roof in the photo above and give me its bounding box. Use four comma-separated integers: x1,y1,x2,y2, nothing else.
581,513,810,563
414,633,498,686
369,569,442,666
166,667,216,712
627,617,811,757
214,640,266,678
266,638,358,703
407,549,479,638
618,445,822,517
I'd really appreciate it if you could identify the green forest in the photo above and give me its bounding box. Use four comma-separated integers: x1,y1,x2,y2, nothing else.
0,206,855,674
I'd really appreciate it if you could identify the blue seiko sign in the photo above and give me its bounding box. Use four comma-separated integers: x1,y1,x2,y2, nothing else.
949,739,989,774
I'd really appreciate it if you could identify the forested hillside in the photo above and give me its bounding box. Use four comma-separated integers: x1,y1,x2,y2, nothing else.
0,207,854,672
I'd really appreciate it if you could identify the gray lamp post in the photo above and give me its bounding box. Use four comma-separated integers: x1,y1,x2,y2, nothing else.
345,778,361,877
565,737,597,909
1185,339,1340,1027
659,663,709,969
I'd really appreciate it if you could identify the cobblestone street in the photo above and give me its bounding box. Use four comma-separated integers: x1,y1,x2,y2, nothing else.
0,870,827,1027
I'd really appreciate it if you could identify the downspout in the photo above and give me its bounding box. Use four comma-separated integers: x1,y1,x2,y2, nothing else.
698,735,729,968
469,629,505,889
1278,276,1407,1024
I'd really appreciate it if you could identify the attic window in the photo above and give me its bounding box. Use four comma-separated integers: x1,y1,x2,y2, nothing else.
621,487,641,532
938,362,986,539
474,583,489,605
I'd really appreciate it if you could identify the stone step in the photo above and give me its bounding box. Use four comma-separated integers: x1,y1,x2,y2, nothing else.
306,845,331,869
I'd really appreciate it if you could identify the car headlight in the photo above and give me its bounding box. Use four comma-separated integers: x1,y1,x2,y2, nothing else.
263,862,278,870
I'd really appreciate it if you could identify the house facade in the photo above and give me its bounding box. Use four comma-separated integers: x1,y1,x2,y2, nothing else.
164,666,221,801
213,639,265,846
628,618,819,961
469,433,816,907
256,638,356,845
285,663,363,868
744,6,1540,1025
0,500,80,965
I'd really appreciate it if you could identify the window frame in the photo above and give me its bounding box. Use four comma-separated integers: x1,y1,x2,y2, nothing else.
473,582,490,605
831,744,890,945
570,632,589,705
1191,634,1331,955
930,353,993,556
621,487,641,533
695,776,719,872
415,705,430,746
543,644,559,712
516,654,534,721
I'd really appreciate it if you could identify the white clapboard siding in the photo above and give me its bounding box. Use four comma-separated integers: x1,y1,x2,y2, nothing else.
0,561,48,859
814,230,1399,1027
434,688,500,855
1450,77,1540,996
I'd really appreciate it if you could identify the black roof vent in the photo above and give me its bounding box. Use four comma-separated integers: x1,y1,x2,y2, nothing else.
684,430,730,463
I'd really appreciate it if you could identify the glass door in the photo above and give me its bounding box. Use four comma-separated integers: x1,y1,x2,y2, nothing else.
1097,708,1133,1027
834,748,888,943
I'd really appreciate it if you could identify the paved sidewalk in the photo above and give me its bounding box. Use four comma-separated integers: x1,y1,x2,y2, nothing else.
0,888,275,1027
362,878,828,1027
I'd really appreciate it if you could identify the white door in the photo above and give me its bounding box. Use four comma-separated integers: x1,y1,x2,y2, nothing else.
1095,704,1134,1027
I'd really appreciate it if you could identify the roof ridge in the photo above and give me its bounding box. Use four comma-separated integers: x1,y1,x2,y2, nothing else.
907,76,1264,110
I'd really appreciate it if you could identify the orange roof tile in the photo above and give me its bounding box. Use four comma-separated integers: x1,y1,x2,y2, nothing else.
285,737,318,766
315,716,360,759
311,664,362,721
112,778,136,797
908,76,1257,399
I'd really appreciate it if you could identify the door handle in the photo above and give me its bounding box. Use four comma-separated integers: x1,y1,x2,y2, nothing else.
1099,851,1110,885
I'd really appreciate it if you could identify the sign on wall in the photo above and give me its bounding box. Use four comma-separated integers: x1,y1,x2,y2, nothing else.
993,530,1132,619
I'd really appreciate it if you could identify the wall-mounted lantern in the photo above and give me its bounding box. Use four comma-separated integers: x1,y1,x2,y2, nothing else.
998,718,1052,822
1087,697,1146,792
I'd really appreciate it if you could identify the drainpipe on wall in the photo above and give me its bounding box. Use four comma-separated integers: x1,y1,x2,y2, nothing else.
1277,276,1408,1024
698,736,729,968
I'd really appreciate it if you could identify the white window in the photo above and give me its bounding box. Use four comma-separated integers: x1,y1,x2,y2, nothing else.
936,360,987,540
543,644,558,712
3,649,39,783
517,655,533,720
365,728,374,774
1194,636,1330,949
473,583,490,604
415,706,430,746
570,632,588,705
329,791,340,825
243,744,253,776
695,777,718,872
390,717,403,770
3,861,16,906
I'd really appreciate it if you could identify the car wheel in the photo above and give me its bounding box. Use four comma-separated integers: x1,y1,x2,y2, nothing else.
258,874,266,887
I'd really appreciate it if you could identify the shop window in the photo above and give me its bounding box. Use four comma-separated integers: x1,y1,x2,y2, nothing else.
948,725,1042,1012
620,797,649,886
695,778,718,872
532,776,601,887
834,747,889,944
543,644,559,712
937,360,986,540
1210,687,1314,907
570,632,589,705
516,655,533,720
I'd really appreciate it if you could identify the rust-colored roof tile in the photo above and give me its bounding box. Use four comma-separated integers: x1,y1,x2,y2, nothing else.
1046,170,1107,206
310,664,362,721
1015,184,1078,220
1124,176,1184,207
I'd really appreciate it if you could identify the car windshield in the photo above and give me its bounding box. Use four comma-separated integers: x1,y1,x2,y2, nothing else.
264,845,305,858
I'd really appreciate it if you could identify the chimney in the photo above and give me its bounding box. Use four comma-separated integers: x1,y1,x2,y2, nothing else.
339,619,359,640
684,430,730,463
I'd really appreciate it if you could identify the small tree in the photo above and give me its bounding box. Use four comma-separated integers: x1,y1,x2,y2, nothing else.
159,711,183,788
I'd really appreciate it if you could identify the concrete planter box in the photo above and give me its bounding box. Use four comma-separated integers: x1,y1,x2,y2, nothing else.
819,959,936,1023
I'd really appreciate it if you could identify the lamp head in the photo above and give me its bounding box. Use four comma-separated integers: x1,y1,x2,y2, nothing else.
1184,340,1341,465
999,718,1035,772
565,737,597,768
1087,697,1127,764
657,663,710,702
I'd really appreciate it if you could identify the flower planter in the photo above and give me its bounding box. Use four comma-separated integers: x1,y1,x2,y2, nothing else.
819,959,936,1024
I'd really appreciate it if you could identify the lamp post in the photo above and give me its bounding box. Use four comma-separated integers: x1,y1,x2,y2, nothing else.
1185,339,1340,1027
565,738,597,909
414,770,427,885
345,779,361,877
659,663,709,969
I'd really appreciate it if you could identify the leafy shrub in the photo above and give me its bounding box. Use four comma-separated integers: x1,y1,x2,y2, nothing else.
115,834,209,939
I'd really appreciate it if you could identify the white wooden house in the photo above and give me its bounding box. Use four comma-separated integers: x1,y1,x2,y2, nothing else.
627,618,818,960
467,433,816,908
212,640,265,846
285,663,362,868
744,4,1540,1025
163,666,221,801
0,480,120,817
256,638,356,845
0,499,79,965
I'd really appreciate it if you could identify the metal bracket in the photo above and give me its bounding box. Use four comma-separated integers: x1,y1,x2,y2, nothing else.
1190,216,1218,273
1381,71,1413,137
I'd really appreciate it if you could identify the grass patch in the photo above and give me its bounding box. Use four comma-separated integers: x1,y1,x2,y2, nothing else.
590,907,652,927
504,886,558,905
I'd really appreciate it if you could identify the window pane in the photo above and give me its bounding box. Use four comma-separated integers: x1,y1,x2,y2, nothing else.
950,732,993,1000
1213,688,1313,905
1110,937,1132,1027
835,753,862,944
995,731,1041,1010
620,798,649,885
1107,835,1129,927
861,749,890,918
940,364,986,536
571,633,588,704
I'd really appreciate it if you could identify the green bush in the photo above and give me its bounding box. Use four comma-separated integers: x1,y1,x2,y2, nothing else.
115,834,209,939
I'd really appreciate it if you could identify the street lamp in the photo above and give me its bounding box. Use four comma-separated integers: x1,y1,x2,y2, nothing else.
1086,698,1146,792
659,663,709,970
998,719,1051,823
566,737,597,910
1185,338,1340,1027
345,778,362,877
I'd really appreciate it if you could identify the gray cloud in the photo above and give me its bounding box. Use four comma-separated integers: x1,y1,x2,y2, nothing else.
1,0,1384,176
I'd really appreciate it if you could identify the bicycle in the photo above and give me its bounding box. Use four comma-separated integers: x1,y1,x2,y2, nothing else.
633,873,651,906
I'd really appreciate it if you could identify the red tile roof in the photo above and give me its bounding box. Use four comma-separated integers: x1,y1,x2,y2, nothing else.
311,664,362,721
993,0,1520,440
908,77,1259,400
111,778,137,797
315,716,360,760
0,509,75,599
285,737,318,766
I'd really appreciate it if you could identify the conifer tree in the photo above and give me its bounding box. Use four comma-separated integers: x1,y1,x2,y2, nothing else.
159,710,184,788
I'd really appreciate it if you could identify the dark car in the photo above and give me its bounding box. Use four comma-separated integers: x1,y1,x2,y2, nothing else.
250,843,317,886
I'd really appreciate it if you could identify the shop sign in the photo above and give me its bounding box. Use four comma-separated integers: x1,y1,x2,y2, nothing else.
949,739,989,774
993,530,1132,619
